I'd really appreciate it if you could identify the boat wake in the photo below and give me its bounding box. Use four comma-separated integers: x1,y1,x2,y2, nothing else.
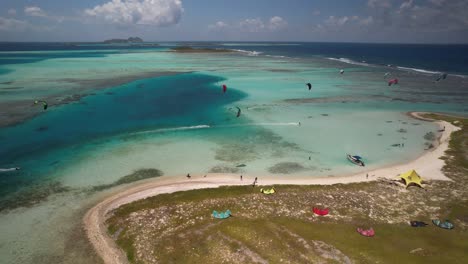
130,125,211,135
220,122,300,128
0,167,20,173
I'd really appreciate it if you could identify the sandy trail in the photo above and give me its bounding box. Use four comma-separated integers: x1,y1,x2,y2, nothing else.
83,112,460,264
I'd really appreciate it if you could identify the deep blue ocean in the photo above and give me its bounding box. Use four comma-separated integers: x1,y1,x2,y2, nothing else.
1,42,467,74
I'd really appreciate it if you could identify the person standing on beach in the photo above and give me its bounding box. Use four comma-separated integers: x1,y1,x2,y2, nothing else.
252,177,258,187
240,175,243,181
366,173,368,179
186,173,191,179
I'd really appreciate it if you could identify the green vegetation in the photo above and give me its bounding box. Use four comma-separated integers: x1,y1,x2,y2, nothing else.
107,114,468,263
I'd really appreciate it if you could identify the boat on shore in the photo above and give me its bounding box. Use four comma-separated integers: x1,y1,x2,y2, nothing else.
347,154,365,166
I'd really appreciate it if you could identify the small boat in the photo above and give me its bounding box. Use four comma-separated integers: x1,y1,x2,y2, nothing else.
347,154,365,166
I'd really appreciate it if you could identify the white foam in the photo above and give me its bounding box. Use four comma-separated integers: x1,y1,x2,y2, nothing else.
265,55,290,59
326,57,370,67
396,66,441,75
231,49,263,56
130,125,210,135
221,43,300,46
0,168,19,172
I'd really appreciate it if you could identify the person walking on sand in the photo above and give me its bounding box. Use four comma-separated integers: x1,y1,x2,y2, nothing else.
240,175,243,181
186,173,191,179
252,177,258,187
366,173,368,179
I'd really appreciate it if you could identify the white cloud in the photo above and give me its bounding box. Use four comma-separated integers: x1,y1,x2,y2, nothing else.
84,0,183,26
399,0,414,10
0,17,28,31
240,18,265,32
268,16,287,30
0,16,51,32
7,9,16,16
24,6,47,17
238,16,287,32
208,21,228,30
367,0,391,9
359,16,374,26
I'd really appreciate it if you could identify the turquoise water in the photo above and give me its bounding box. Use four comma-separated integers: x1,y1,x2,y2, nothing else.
0,44,466,263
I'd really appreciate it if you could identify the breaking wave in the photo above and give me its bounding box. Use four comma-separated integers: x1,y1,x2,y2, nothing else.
326,57,370,67
231,49,263,56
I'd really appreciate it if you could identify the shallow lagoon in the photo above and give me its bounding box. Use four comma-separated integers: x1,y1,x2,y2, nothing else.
0,44,466,263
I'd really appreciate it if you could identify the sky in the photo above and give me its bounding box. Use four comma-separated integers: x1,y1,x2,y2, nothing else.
1,0,468,43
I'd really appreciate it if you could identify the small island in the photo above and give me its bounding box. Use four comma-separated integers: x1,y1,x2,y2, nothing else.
103,37,143,44
171,46,232,53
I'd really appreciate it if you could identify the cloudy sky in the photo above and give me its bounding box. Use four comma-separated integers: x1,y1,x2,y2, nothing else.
1,0,467,43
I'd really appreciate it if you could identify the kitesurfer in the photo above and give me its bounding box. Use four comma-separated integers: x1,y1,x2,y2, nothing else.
222,84,227,93
186,173,191,179
306,83,312,90
236,107,241,118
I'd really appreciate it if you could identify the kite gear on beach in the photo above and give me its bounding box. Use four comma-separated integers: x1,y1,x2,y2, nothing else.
347,154,365,167
340,69,344,74
432,219,454,230
260,187,276,194
306,83,312,90
212,210,231,219
357,228,375,237
34,100,48,110
313,207,329,216
410,221,428,227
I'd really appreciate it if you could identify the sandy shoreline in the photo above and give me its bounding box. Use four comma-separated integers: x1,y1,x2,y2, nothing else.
83,111,460,264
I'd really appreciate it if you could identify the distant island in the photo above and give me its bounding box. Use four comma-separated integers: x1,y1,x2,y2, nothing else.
171,46,232,53
103,37,143,44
